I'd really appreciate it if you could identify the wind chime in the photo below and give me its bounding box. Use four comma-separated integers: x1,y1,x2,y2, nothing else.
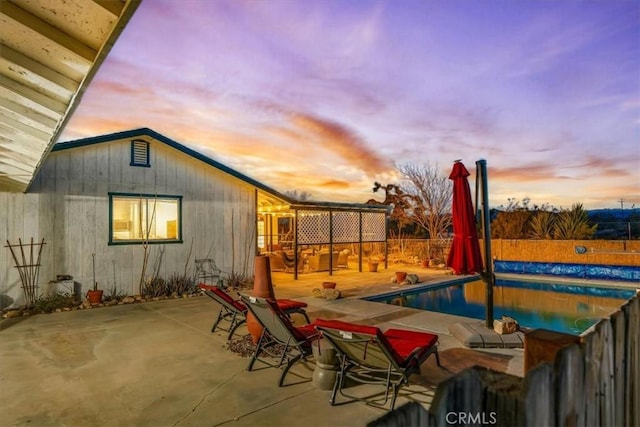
5,238,46,308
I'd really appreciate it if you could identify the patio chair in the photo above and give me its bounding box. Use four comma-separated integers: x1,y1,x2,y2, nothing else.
198,284,310,339
279,250,304,273
239,294,320,386
314,318,440,410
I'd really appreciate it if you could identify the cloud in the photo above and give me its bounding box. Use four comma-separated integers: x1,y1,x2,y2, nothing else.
288,113,393,174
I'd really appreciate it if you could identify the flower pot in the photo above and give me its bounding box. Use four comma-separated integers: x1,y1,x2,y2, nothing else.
368,262,379,272
421,259,430,268
322,281,337,289
87,289,103,305
395,271,407,283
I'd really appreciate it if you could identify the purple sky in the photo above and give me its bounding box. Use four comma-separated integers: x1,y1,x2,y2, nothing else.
61,0,640,209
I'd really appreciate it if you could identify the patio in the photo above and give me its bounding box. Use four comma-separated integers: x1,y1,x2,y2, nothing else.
0,266,524,426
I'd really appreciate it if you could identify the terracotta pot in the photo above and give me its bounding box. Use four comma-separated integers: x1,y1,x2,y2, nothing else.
395,271,407,283
247,255,276,343
421,259,430,268
87,289,103,305
368,262,379,272
322,281,337,289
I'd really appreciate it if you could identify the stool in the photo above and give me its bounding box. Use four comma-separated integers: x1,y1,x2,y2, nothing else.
312,339,339,390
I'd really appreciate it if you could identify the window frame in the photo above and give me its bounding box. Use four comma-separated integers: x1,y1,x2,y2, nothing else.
108,192,183,245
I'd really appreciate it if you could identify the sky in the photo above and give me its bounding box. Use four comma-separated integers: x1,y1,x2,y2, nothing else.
61,0,640,210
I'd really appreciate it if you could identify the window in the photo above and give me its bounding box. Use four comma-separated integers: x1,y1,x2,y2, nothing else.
130,140,150,167
109,193,182,244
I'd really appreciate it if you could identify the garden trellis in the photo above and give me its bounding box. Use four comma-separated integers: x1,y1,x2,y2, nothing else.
5,238,46,307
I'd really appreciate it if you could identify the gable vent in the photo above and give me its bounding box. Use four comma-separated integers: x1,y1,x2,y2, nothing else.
130,140,150,167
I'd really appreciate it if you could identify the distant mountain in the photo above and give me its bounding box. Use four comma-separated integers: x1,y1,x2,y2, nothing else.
588,208,640,220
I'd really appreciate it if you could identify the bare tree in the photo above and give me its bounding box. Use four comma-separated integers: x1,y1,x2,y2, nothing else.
284,189,312,201
138,197,158,296
396,162,453,239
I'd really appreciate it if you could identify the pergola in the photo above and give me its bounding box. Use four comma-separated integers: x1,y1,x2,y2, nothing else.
257,198,390,279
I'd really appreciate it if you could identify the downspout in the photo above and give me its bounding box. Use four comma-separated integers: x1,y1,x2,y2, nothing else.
476,159,494,328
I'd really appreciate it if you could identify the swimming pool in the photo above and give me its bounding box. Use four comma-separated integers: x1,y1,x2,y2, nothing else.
366,277,637,335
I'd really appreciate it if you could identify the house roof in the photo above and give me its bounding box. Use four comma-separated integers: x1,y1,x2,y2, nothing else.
0,0,141,193
49,127,390,213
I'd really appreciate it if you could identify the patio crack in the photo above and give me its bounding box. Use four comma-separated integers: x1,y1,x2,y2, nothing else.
171,370,244,426
212,388,316,426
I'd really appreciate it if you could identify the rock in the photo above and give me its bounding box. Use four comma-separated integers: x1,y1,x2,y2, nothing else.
4,309,22,319
105,299,118,306
406,274,420,284
121,296,135,304
321,288,341,300
312,288,341,300
494,316,519,334
134,295,144,302
81,299,92,309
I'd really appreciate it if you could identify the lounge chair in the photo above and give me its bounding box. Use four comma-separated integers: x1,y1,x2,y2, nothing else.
314,318,440,410
198,284,310,339
239,294,320,386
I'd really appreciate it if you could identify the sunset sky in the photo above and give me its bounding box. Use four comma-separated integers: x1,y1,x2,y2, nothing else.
60,0,640,209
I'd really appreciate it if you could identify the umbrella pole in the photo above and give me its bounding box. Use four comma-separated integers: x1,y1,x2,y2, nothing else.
476,159,494,328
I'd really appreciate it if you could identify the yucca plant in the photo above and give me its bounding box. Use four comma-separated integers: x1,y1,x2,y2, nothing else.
552,203,597,240
529,211,556,239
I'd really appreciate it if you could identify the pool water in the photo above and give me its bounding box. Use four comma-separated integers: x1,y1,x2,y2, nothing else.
367,278,637,335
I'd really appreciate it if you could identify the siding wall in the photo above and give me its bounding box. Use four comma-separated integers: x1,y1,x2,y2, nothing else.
1,137,257,306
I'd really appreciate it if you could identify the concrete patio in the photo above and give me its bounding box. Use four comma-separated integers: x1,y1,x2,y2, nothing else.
0,266,524,426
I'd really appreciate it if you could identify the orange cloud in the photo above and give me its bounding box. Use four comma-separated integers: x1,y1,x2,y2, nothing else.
289,113,392,174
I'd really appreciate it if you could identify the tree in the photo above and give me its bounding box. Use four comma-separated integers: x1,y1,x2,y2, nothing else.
398,162,453,239
372,162,452,239
370,182,416,235
284,189,312,201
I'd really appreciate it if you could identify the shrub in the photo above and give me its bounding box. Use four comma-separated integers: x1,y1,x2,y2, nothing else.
225,272,251,290
34,292,76,313
166,273,196,295
142,277,167,298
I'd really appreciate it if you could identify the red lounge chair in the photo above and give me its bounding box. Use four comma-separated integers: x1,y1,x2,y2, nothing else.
239,294,319,386
314,318,440,410
198,284,309,339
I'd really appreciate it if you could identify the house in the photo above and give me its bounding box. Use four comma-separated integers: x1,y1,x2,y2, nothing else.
1,128,388,308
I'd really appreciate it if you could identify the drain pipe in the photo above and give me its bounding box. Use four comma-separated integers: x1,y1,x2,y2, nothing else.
476,159,494,328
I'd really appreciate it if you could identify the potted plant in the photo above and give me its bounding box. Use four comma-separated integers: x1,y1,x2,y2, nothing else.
86,284,103,305
87,253,103,305
367,256,380,272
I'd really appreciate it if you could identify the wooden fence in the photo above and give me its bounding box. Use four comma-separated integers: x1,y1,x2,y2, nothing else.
370,293,639,426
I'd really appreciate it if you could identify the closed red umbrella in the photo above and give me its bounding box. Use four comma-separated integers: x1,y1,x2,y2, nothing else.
447,161,483,275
